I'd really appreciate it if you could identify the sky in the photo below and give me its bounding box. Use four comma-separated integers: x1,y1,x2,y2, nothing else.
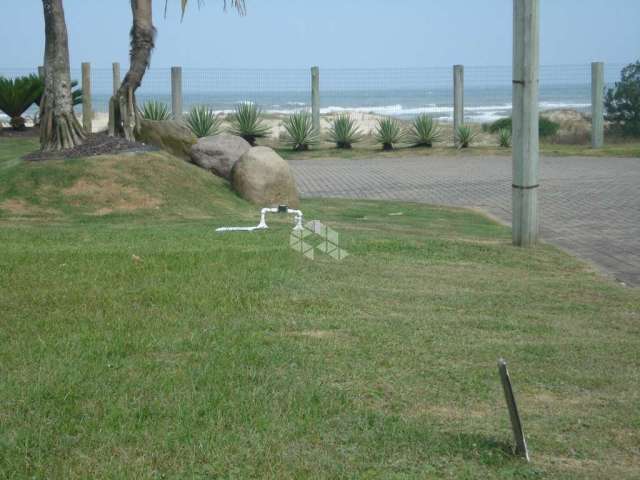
1,0,638,69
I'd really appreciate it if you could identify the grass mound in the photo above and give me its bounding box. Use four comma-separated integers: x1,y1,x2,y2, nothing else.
0,138,251,222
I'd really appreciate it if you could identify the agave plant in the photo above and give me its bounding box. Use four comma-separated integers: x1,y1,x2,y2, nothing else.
455,125,478,149
375,117,404,151
282,112,318,151
186,105,222,138
140,100,171,121
0,75,43,130
228,102,272,146
498,128,512,148
407,114,441,147
327,114,362,149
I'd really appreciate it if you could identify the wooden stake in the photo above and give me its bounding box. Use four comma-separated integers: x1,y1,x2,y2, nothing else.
498,359,530,461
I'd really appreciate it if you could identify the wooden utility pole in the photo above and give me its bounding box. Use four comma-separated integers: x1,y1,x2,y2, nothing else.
512,0,540,246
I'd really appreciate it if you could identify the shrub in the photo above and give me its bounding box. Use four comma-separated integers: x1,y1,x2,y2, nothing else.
487,117,512,134
186,105,222,138
455,125,478,148
605,61,640,136
228,102,272,146
327,114,362,149
140,100,171,121
375,117,404,150
407,114,441,147
0,75,43,130
498,128,512,148
487,116,560,138
539,117,561,138
281,112,318,151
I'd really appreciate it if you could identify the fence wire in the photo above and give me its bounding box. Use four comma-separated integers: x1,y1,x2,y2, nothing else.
0,64,628,124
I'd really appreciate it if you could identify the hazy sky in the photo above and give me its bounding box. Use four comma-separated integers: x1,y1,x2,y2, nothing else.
1,0,639,69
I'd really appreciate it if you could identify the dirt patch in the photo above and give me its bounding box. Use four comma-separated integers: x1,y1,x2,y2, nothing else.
63,178,162,215
0,198,59,217
0,199,32,215
23,133,157,162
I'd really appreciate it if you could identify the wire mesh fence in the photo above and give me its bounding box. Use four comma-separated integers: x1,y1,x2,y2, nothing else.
0,63,628,124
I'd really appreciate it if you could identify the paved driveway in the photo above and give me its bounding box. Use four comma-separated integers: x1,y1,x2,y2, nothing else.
289,155,640,286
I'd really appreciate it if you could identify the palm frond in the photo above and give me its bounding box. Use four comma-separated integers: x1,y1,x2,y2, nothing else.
0,75,42,129
168,0,246,20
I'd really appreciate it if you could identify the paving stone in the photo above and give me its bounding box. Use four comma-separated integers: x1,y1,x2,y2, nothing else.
290,155,640,286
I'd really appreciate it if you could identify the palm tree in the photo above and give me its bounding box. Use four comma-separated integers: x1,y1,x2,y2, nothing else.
40,0,86,150
109,0,246,140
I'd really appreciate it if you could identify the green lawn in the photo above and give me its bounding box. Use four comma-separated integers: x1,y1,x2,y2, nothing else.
1,137,639,479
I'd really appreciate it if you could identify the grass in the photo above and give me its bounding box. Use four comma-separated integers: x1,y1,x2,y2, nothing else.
275,137,640,160
1,137,639,479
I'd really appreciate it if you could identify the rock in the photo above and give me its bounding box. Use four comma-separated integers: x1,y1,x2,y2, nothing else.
190,134,251,180
136,119,196,161
232,147,300,208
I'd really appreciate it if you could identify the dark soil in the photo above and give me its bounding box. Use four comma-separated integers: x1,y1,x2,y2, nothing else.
23,132,158,161
0,127,40,138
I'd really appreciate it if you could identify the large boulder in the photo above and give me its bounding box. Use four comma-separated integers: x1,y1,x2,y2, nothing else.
136,119,196,161
190,134,251,180
232,147,300,208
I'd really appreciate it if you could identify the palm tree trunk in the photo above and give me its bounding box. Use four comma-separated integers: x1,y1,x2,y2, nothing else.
109,0,156,140
40,0,85,151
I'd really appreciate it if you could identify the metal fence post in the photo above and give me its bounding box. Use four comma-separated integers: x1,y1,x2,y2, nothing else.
82,62,92,133
453,64,464,144
112,62,121,96
311,66,320,133
591,62,604,148
171,66,183,120
512,0,540,247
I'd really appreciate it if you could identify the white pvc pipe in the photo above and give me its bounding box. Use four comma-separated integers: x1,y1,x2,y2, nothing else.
216,206,304,233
